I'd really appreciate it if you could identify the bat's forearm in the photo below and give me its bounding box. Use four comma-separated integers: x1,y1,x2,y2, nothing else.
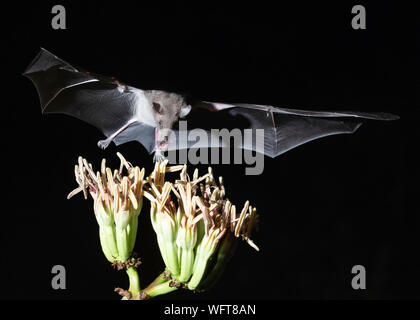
98,119,138,149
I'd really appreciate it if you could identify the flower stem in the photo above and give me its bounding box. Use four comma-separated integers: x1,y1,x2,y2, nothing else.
143,280,178,298
126,267,140,298
148,271,168,288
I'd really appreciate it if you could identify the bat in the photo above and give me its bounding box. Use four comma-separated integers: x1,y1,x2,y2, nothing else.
24,48,398,161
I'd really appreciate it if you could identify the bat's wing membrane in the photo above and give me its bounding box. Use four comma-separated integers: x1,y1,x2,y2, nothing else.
113,122,156,154
174,102,399,158
24,48,99,110
24,48,156,153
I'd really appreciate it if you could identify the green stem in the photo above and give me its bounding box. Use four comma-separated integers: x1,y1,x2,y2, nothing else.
143,280,178,298
148,271,168,288
126,267,140,298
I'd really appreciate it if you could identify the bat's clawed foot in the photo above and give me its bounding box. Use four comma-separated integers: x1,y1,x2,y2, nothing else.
97,139,111,150
153,151,166,163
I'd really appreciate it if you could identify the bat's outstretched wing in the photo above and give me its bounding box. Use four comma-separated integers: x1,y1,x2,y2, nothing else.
165,102,398,158
23,48,156,153
24,49,398,158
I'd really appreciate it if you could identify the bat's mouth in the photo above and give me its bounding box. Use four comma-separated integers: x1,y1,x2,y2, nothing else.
159,139,169,150
155,129,170,150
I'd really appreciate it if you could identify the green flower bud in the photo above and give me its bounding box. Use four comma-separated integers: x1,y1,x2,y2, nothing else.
176,215,198,282
150,200,180,278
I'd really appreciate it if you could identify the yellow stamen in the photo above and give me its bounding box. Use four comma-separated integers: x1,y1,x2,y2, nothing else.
235,201,249,237
129,189,138,210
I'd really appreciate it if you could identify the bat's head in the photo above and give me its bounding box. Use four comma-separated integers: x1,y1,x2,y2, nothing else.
151,91,191,148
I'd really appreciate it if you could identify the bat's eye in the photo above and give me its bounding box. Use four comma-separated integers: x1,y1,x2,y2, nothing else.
153,102,162,114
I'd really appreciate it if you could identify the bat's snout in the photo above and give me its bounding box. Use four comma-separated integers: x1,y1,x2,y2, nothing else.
159,136,169,149
156,128,172,150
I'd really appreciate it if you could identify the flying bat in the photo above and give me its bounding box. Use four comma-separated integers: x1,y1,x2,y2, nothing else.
24,48,398,161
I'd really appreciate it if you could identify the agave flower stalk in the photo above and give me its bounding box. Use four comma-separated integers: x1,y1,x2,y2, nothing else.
67,153,259,299
68,153,145,298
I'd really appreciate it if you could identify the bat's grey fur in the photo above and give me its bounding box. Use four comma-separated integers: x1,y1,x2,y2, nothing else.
145,90,187,148
146,90,185,129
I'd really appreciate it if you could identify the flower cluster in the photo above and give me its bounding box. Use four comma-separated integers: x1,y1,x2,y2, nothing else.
68,153,145,263
144,161,259,291
68,153,259,299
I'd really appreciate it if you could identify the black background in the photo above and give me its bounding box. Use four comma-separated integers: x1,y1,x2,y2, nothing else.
2,1,417,300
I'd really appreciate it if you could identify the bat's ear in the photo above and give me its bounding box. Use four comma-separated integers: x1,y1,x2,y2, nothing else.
180,105,191,118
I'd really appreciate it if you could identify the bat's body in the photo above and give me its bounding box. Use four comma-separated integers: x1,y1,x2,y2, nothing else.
24,48,398,160
96,89,187,153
